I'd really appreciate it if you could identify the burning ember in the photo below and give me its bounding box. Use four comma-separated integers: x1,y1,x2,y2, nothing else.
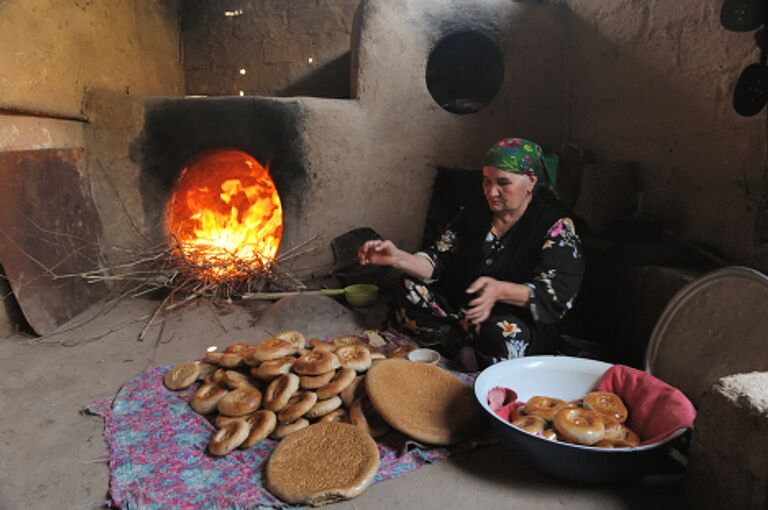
165,149,283,279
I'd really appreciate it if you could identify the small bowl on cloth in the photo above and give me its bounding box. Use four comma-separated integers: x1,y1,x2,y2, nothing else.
407,348,441,364
474,356,687,482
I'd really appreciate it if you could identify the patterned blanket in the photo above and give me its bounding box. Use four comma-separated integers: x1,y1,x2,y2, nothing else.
86,361,478,509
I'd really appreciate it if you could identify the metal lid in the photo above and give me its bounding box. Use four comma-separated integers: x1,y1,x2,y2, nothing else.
644,266,768,407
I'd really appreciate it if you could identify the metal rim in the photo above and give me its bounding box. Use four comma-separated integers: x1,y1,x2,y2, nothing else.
643,265,768,374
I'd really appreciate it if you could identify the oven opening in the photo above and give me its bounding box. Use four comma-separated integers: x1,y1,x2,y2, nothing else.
164,149,283,281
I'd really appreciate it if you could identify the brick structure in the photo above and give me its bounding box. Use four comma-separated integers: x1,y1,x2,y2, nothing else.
184,0,360,98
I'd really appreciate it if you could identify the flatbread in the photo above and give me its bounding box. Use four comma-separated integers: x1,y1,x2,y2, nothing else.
365,358,481,445
265,422,380,507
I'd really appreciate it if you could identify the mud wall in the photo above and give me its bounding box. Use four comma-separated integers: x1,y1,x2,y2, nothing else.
183,0,768,272
562,0,768,269
0,0,184,333
0,0,183,117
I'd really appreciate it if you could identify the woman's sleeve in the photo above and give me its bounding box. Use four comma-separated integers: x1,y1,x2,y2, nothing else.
526,217,585,325
415,213,462,280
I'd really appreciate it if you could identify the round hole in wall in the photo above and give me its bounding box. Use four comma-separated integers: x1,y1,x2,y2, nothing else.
426,31,504,114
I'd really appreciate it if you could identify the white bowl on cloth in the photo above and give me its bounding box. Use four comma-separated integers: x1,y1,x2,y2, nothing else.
473,356,686,482
407,348,441,364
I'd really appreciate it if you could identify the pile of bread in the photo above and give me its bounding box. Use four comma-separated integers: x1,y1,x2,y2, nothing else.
162,330,395,457
509,391,641,448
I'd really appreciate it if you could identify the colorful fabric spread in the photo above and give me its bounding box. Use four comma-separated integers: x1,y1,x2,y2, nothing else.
86,352,478,509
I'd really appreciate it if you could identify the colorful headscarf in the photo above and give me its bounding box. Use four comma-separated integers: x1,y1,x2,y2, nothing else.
482,137,545,179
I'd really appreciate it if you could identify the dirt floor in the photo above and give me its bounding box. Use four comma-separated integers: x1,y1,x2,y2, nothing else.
0,294,686,509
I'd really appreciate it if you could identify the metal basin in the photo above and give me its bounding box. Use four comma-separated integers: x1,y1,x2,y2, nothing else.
474,356,686,482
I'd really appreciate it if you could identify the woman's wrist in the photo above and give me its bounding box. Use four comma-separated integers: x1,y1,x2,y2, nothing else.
393,250,435,280
499,282,531,307
390,249,404,270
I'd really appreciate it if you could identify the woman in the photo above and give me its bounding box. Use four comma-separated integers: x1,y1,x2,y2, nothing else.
358,137,585,370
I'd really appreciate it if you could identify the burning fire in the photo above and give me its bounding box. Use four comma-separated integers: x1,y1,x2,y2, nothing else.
165,150,283,279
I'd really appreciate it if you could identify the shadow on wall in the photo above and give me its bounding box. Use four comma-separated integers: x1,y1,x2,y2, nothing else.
521,7,755,366
565,2,766,266
276,53,352,99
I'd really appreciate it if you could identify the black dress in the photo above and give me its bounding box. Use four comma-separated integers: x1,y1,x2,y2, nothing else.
392,188,585,367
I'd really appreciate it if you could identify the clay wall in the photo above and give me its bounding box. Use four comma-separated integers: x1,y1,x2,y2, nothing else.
0,0,184,207
4,0,768,330
0,0,183,117
124,0,568,277
562,0,767,269
183,0,768,272
0,0,184,333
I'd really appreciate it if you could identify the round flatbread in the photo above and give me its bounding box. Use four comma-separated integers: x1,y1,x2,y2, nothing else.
365,358,481,445
266,422,380,506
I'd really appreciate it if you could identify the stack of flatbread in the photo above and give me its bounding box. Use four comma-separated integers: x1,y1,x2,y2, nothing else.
164,331,482,507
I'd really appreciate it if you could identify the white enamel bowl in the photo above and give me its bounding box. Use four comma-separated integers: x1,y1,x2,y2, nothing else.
473,356,686,482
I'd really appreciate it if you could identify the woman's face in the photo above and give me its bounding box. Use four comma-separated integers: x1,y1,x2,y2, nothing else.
482,166,536,215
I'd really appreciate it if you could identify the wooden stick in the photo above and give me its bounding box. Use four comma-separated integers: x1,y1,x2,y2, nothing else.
165,292,201,312
240,290,327,300
138,293,173,342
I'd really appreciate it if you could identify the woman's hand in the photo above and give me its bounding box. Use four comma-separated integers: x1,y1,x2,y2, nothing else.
465,278,532,324
465,276,504,324
358,240,435,280
358,239,401,267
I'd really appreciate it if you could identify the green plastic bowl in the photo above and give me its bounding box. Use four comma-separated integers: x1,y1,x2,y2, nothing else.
342,284,379,307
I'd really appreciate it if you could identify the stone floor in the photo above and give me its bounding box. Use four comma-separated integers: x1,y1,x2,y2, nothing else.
0,294,686,509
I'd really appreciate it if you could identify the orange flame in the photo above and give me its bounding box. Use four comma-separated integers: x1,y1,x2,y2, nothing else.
165,150,283,279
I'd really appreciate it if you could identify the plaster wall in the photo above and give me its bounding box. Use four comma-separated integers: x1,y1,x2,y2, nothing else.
0,0,183,117
181,0,768,273
13,0,759,280
299,0,567,266
98,0,566,275
561,0,768,269
0,0,184,244
0,1,184,330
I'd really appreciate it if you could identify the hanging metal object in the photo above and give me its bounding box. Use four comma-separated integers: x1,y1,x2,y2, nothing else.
723,1,768,115
733,49,768,116
721,0,767,32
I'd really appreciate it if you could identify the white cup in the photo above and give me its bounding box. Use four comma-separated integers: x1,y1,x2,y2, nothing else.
407,348,441,364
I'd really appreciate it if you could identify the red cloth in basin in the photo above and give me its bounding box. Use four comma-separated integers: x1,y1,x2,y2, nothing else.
487,364,696,445
596,364,696,444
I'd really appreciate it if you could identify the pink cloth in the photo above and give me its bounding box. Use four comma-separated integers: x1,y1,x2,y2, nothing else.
487,386,524,422
596,364,696,445
487,364,696,445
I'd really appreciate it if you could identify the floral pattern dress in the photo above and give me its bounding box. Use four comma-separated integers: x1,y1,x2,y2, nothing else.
393,192,584,367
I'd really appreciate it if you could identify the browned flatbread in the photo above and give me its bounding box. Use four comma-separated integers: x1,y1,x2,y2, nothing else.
365,358,481,445
265,422,380,507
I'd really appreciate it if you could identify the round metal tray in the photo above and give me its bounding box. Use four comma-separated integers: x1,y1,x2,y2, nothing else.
644,266,768,407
